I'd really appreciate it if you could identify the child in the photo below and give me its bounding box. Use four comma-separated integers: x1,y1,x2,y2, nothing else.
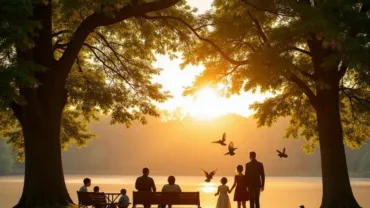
118,189,130,208
79,178,91,192
230,165,249,208
215,177,231,208
93,186,100,193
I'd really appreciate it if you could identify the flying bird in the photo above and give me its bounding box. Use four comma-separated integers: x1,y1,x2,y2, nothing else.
211,132,227,146
225,141,237,156
299,206,305,208
277,148,288,158
201,169,217,182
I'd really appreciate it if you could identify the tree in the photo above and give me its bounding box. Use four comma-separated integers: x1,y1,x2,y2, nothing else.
0,0,195,207
143,0,370,207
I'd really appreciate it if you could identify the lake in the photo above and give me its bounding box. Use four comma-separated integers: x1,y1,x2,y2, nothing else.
0,175,369,208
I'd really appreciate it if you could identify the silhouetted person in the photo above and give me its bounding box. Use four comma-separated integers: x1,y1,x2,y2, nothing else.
161,176,182,208
135,168,156,208
245,152,265,208
118,189,130,208
79,178,91,192
93,186,100,193
230,165,249,208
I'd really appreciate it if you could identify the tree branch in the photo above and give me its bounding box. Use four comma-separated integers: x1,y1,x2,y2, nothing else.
142,15,249,65
338,60,348,80
247,10,271,47
83,43,139,93
57,0,181,80
10,101,22,121
52,30,72,38
287,46,312,56
288,73,318,108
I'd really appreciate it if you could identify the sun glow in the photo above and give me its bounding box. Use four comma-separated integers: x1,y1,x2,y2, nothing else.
152,55,269,121
189,87,223,119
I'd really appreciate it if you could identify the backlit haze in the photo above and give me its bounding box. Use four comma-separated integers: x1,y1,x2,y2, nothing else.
152,0,268,120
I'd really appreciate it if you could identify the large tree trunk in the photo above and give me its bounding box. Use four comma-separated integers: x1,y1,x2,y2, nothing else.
316,84,360,208
13,2,74,206
14,84,73,208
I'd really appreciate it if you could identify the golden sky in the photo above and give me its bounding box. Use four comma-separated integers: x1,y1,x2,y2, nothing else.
152,0,268,120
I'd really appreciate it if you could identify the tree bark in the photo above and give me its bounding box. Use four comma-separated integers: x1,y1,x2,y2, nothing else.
316,83,361,208
14,84,73,208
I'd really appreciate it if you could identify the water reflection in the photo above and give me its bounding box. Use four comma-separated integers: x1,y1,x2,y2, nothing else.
200,182,217,193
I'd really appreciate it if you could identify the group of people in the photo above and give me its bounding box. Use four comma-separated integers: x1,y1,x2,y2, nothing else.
215,151,265,208
78,151,264,208
79,178,130,208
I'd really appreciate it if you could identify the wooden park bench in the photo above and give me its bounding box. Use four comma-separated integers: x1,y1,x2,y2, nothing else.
133,192,201,208
77,191,113,208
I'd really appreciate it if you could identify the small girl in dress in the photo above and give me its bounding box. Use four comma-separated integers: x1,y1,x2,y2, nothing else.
215,177,231,208
230,165,249,208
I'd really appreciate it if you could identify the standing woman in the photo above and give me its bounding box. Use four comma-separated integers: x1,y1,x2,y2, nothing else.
230,165,249,208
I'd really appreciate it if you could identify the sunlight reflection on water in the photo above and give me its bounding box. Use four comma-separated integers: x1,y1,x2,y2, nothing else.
200,182,217,193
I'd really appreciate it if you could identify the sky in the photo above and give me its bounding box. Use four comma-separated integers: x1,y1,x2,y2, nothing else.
151,0,269,120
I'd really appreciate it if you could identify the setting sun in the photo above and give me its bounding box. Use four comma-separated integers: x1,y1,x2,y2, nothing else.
189,87,223,119
152,55,270,121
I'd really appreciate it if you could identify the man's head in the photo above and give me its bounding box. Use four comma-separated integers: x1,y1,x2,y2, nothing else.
250,151,256,160
83,178,91,187
121,189,127,195
168,176,176,185
142,167,150,176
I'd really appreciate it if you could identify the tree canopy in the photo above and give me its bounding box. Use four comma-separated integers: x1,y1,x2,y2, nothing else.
0,0,196,159
171,0,370,152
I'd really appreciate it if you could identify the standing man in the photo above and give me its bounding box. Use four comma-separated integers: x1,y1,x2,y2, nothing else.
135,168,156,208
245,152,265,208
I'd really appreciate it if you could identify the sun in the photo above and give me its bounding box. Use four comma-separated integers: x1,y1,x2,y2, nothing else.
188,87,225,120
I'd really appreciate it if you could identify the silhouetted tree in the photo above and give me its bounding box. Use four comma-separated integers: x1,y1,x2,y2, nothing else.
0,0,194,207
143,0,370,207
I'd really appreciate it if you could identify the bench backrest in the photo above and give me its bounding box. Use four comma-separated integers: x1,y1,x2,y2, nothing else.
77,191,106,206
133,192,200,206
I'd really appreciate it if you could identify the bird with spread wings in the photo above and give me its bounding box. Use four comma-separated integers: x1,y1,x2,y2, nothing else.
201,169,218,182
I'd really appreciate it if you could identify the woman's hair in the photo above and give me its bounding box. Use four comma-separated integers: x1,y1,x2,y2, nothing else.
236,165,244,174
221,177,228,185
93,186,100,193
168,175,176,185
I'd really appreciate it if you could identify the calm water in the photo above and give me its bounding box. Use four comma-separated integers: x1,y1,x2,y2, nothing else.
0,175,370,208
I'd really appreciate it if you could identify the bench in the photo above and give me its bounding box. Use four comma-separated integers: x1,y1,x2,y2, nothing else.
133,192,201,208
77,191,112,208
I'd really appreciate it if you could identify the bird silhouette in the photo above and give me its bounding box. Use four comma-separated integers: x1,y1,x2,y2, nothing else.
201,169,217,182
277,148,288,158
211,132,227,146
225,141,237,156
299,205,305,208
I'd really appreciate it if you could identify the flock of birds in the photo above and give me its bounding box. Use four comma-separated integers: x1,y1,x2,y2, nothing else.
201,133,305,208
211,132,288,158
201,132,289,183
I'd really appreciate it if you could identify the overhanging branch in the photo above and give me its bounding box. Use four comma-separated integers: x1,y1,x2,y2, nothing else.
142,15,249,66
289,73,318,108
57,0,181,80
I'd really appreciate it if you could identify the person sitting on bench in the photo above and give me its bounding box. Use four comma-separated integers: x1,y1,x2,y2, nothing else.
161,176,182,208
118,189,130,208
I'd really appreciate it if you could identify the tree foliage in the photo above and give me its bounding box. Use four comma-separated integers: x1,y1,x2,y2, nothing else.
168,0,370,153
0,0,196,160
